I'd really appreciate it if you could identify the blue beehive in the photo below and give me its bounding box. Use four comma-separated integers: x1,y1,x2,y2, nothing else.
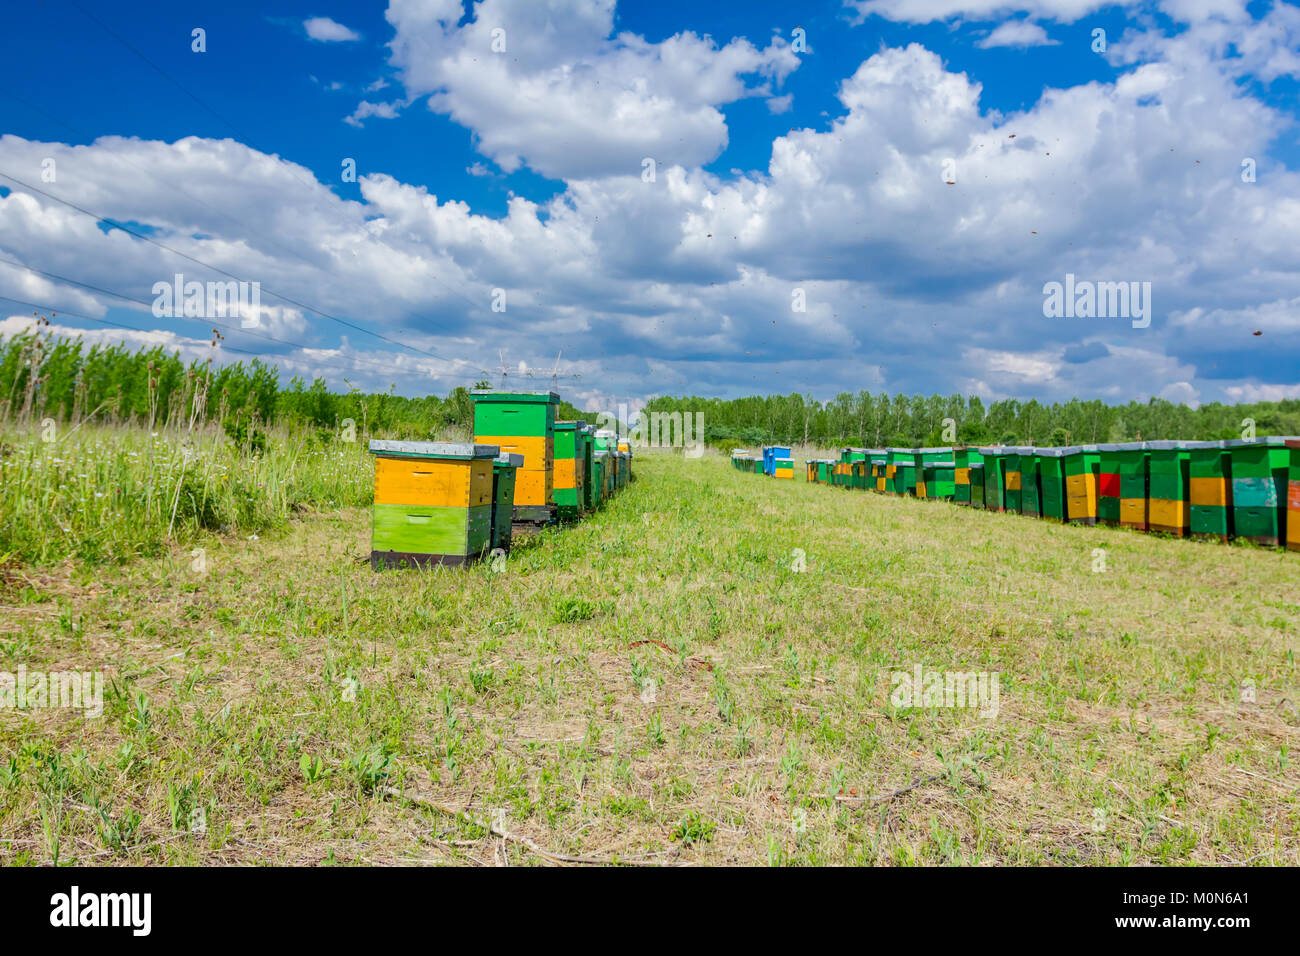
762,445,792,476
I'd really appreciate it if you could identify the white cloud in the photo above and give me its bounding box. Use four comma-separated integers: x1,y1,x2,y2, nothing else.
766,93,795,114
344,100,404,127
845,0,1121,25
304,17,361,42
977,20,1060,48
381,0,800,179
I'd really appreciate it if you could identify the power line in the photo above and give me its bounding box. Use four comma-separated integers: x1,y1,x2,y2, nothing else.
0,253,458,378
0,292,450,386
0,169,455,361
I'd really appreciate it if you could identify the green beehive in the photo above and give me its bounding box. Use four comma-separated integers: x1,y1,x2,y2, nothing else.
1144,440,1191,535
1287,440,1300,553
1001,446,1033,514
1226,437,1296,546
977,447,1006,511
916,447,956,499
869,451,888,492
968,461,986,509
953,447,983,504
1095,444,1124,526
592,449,608,504
551,420,586,521
1036,448,1066,521
471,389,559,523
580,426,597,513
1186,440,1232,541
1018,449,1041,518
1063,445,1101,525
490,453,523,552
369,441,499,569
886,447,916,496
1116,442,1150,531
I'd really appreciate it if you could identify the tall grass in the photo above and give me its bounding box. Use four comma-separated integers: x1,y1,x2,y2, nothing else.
0,423,373,565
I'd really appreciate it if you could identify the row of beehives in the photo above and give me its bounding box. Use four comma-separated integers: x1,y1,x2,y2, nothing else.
730,446,795,479
736,439,1300,550
368,390,633,569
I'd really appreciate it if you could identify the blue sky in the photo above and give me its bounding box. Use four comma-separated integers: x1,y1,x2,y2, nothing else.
1,0,1298,412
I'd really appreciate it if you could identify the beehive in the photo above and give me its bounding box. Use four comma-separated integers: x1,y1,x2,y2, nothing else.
1226,437,1295,546
1186,440,1232,541
773,456,795,480
870,451,889,492
953,447,983,505
977,447,1006,511
1001,447,1027,513
1018,449,1041,518
1036,448,1066,521
592,449,609,503
1096,444,1124,526
1287,440,1300,552
369,441,498,569
552,420,586,521
1116,442,1150,531
490,453,523,552
968,461,986,509
917,447,956,499
579,426,597,512
1144,440,1190,536
471,390,559,522
763,446,792,477
887,448,917,496
1063,445,1101,525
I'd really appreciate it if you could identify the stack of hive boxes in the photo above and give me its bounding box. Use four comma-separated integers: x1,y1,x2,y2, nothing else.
369,441,500,569
472,390,559,523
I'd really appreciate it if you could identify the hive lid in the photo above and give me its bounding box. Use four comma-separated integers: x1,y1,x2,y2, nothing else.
1224,435,1300,447
1035,447,1067,458
494,452,524,468
469,389,560,403
1095,443,1127,452
1141,440,1186,450
369,440,499,459
555,420,586,430
1180,440,1227,449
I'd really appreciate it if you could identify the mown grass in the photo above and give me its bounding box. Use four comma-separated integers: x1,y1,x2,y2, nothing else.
1,439,1297,866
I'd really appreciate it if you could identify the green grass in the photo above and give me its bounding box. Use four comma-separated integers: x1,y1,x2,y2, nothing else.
0,434,1297,865
0,424,373,564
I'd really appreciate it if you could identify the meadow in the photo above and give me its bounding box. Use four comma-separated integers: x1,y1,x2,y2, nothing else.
0,426,1297,866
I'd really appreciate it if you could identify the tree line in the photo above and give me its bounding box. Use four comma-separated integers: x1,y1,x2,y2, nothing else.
640,390,1300,449
0,330,598,444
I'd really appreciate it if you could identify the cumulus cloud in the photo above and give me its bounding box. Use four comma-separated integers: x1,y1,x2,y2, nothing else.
380,0,800,179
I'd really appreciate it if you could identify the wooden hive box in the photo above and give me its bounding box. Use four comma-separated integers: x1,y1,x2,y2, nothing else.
1225,436,1297,546
552,420,586,521
369,440,499,570
1096,444,1124,526
1063,445,1101,526
1143,440,1191,535
472,389,559,523
490,453,523,552
1186,440,1232,541
1035,448,1066,521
